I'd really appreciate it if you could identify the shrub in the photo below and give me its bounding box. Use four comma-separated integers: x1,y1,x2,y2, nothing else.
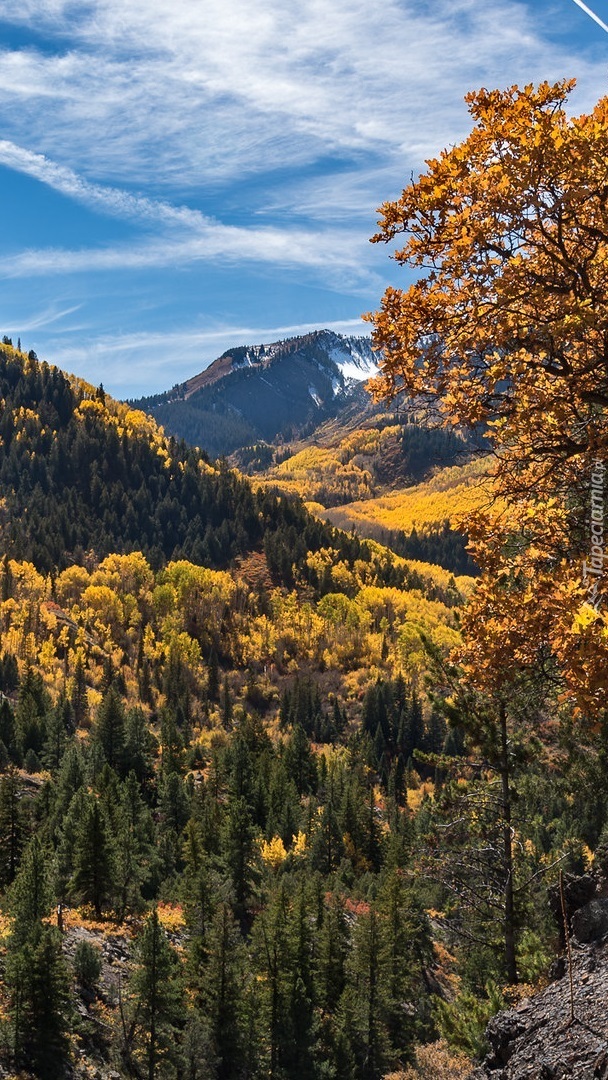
73,939,102,988
385,1039,473,1078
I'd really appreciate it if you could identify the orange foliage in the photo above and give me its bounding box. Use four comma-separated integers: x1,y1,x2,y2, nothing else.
370,80,608,716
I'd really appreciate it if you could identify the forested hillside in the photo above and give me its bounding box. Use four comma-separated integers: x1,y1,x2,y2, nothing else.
0,345,390,587
230,399,482,576
321,459,491,576
0,342,482,1079
0,332,605,1080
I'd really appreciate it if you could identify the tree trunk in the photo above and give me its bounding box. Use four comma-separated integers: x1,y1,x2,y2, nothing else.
499,700,518,984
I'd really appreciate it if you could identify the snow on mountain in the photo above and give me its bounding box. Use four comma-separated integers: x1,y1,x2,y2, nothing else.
326,337,379,384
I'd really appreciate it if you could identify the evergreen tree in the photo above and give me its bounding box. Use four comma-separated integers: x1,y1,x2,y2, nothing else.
95,686,126,774
253,882,290,1080
342,907,388,1080
115,772,157,919
284,724,317,795
124,705,155,784
7,926,71,1079
201,900,249,1079
1,651,19,694
42,698,70,771
222,796,256,926
376,870,432,1061
311,794,343,875
130,909,184,1080
8,834,53,947
182,819,218,977
71,795,116,917
0,765,26,887
282,882,317,1079
70,650,89,728
0,698,17,760
316,892,349,1014
265,759,300,846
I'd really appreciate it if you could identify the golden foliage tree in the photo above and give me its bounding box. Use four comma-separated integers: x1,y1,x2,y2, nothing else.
368,80,608,713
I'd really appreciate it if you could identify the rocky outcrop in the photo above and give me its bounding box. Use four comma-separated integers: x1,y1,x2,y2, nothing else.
572,899,608,945
473,939,608,1079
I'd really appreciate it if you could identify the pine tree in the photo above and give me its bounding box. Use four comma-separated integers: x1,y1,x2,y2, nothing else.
160,709,185,777
5,830,70,1076
222,795,256,926
343,907,388,1080
115,772,157,919
201,901,249,1079
124,705,155,784
182,819,218,977
50,743,85,835
284,724,317,795
130,909,184,1080
7,926,71,1078
42,698,70,771
376,870,432,1062
0,698,17,760
316,892,349,1014
70,650,89,728
71,795,116,917
95,686,126,773
265,759,300,845
311,789,344,875
0,765,26,887
8,834,52,947
283,883,316,1079
253,882,290,1079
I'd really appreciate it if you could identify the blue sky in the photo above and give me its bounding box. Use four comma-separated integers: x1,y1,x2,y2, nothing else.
0,0,607,397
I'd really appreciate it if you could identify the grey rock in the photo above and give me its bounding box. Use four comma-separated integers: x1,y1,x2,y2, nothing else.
485,1010,529,1069
572,899,608,943
474,942,608,1078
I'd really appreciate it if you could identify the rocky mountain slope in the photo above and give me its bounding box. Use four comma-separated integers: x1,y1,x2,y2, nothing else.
132,329,380,456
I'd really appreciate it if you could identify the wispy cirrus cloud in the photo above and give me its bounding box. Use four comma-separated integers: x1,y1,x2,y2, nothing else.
0,140,380,287
0,301,83,334
0,0,604,191
1,0,606,394
0,216,377,287
0,140,211,230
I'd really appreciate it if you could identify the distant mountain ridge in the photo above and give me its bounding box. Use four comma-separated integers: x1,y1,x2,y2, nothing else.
133,329,379,457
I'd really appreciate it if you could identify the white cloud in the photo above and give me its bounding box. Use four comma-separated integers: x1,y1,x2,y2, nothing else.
1,0,607,394
0,140,212,230
0,139,382,289
0,0,603,193
0,224,378,288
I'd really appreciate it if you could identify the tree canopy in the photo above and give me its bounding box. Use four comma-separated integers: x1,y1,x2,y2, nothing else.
369,80,608,714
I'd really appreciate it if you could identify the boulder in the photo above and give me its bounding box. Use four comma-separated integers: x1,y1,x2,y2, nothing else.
473,942,608,1078
571,898,608,943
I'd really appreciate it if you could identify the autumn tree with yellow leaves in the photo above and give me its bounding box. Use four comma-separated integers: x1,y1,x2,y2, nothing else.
369,79,608,715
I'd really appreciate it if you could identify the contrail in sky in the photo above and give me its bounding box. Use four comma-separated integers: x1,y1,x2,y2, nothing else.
570,0,608,34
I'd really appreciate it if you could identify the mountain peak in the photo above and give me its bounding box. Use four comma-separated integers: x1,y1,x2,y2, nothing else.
133,330,380,457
